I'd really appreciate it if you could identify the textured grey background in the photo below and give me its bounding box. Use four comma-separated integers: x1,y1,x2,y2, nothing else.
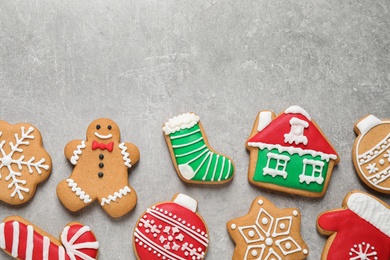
0,0,389,259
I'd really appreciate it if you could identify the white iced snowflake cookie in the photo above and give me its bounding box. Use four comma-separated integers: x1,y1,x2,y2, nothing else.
0,121,52,205
227,196,309,260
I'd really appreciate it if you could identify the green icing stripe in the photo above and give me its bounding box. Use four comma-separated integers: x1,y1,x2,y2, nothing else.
169,125,234,182
253,148,329,192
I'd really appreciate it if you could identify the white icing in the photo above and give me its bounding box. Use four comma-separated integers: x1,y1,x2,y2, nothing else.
357,132,390,165
162,113,200,135
248,142,338,161
303,249,308,254
258,199,263,205
356,115,381,135
94,132,112,140
118,142,132,168
43,235,50,260
263,153,290,179
347,193,390,237
231,224,236,230
61,225,99,260
299,158,325,185
0,223,4,249
170,129,201,140
173,193,197,213
284,117,309,145
0,126,50,200
265,237,273,246
100,186,131,206
58,246,66,260
11,221,19,257
292,210,298,216
349,242,377,259
66,179,92,203
26,225,34,260
70,141,86,165
257,111,273,132
284,106,311,121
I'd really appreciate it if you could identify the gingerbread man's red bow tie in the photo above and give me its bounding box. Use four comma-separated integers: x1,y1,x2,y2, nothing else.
92,140,114,152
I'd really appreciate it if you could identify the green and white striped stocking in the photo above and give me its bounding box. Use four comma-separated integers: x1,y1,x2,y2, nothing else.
163,113,234,183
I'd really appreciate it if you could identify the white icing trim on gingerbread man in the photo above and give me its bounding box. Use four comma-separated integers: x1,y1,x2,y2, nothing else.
118,142,132,168
66,179,92,203
100,186,131,206
70,141,86,165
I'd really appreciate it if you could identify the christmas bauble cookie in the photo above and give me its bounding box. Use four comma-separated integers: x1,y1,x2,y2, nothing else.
163,113,235,184
0,121,52,205
133,193,209,260
246,106,339,197
317,190,390,260
1,216,99,260
227,196,309,260
353,115,390,193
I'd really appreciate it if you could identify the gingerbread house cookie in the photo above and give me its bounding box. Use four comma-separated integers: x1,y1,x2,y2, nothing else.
246,106,339,197
353,115,390,193
317,190,390,259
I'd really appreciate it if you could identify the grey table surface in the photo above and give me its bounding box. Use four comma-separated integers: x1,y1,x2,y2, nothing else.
0,0,389,259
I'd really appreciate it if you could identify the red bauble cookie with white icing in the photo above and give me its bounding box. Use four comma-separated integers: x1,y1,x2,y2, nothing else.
317,190,390,260
133,193,209,260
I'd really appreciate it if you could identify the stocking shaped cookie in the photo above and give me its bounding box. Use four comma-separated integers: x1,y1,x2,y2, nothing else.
0,121,52,205
353,115,390,194
317,190,390,259
57,118,140,218
1,216,99,260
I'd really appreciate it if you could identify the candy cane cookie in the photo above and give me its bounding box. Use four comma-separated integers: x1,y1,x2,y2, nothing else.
0,216,99,260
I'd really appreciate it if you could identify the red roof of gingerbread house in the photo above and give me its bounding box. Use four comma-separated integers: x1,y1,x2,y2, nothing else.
247,107,338,160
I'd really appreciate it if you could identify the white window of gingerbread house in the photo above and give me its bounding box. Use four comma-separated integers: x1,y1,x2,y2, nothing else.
299,158,325,185
263,153,290,179
284,117,309,145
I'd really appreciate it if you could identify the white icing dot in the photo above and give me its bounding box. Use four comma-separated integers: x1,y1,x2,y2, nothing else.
138,223,143,227
354,244,357,248
262,217,268,225
380,159,385,165
158,225,162,228
198,247,202,252
168,236,173,241
182,220,186,224
265,238,273,246
201,231,205,235
153,233,157,238
160,209,164,212
285,242,291,249
145,229,150,233
349,252,352,256
292,210,298,216
251,249,258,257
135,239,139,242
258,199,264,205
143,215,147,219
303,249,308,254
178,218,181,221
139,241,143,246
197,228,200,232
231,224,236,230
153,251,156,254
148,248,152,251
158,253,161,257
144,244,147,248
248,230,255,237
279,223,286,229
190,244,193,248
165,210,168,214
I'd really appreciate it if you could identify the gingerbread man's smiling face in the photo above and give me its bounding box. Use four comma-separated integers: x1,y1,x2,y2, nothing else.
86,118,120,142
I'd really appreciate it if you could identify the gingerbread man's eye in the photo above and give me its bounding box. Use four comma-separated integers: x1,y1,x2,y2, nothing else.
108,125,112,130
96,124,101,130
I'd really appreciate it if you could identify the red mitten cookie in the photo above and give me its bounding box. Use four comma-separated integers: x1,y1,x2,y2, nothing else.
317,190,390,259
133,193,209,260
0,121,52,205
0,216,99,260
246,106,339,197
57,118,140,218
227,196,309,260
353,115,390,193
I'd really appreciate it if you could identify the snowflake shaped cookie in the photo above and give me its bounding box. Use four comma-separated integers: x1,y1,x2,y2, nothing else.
0,121,51,205
227,196,309,260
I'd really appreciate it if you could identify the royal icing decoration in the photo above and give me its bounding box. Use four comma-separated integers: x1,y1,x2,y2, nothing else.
227,196,309,260
317,191,390,260
353,115,390,193
57,118,140,218
0,123,51,203
163,113,234,183
133,193,209,260
246,106,339,197
0,217,99,260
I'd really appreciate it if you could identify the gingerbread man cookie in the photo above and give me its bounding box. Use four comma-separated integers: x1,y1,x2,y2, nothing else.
317,190,390,259
1,216,99,260
353,115,390,194
0,121,52,205
57,118,140,218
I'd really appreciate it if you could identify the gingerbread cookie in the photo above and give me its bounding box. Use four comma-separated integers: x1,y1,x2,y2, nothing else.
163,113,234,184
353,115,390,193
133,193,209,259
227,196,309,260
0,121,52,205
0,216,99,260
246,106,339,197
57,118,140,218
317,190,390,259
